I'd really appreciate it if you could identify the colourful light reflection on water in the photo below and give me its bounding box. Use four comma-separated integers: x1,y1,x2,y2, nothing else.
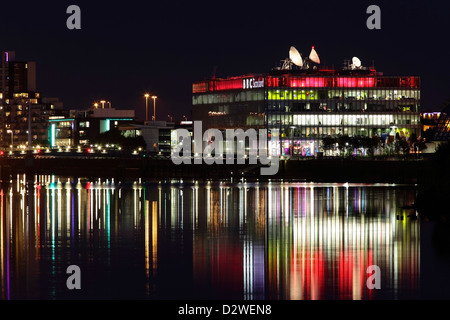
0,176,429,299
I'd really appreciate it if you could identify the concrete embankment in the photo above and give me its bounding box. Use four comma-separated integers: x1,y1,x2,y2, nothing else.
0,156,434,184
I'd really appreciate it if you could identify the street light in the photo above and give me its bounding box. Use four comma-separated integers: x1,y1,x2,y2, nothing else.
151,96,157,121
100,100,106,109
94,102,98,108
144,93,150,122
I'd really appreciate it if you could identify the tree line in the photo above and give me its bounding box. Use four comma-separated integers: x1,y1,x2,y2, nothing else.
321,133,427,157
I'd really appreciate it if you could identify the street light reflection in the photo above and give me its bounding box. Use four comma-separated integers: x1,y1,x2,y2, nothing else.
0,177,420,299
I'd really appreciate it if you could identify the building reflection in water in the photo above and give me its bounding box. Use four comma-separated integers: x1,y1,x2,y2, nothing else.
0,175,419,299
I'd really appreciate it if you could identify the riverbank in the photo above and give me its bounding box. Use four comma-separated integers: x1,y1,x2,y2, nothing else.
0,156,434,184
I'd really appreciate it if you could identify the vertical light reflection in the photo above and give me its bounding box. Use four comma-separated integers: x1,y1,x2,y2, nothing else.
0,177,422,300
171,188,176,230
71,186,75,247
264,184,420,300
145,199,149,295
0,189,4,299
7,185,12,300
57,181,62,241
133,187,137,229
66,183,70,242
180,189,183,229
77,183,81,234
152,200,158,276
106,189,111,250
89,183,93,232
243,231,253,300
35,183,40,254
51,180,55,262
193,185,198,229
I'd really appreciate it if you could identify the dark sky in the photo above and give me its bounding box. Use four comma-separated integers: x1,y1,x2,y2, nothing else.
1,0,449,120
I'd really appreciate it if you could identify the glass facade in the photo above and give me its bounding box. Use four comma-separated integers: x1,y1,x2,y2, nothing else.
192,71,421,157
433,113,450,140
192,89,265,129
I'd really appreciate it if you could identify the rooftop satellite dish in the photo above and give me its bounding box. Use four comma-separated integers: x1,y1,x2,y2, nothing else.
352,56,362,68
289,46,303,67
309,46,320,64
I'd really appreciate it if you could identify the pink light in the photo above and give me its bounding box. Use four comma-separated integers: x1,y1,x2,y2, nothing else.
336,77,375,88
289,77,326,88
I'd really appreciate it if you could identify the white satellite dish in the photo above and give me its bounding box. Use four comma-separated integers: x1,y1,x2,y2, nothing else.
289,46,303,67
309,46,320,64
352,56,362,68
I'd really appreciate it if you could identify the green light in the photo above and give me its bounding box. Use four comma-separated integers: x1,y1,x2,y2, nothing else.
48,118,75,122
49,123,56,147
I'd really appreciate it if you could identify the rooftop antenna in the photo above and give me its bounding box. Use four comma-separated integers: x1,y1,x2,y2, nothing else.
281,58,292,70
280,46,303,70
350,56,362,69
309,46,320,64
289,46,303,67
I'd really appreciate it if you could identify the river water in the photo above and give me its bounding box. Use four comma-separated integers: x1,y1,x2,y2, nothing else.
1,174,449,300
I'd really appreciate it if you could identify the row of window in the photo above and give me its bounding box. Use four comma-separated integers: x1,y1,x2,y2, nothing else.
193,90,265,105
266,113,420,126
267,89,420,101
267,101,419,112
270,127,418,139
193,89,420,105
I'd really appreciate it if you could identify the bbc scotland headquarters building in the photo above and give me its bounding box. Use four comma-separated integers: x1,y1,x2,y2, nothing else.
192,47,420,157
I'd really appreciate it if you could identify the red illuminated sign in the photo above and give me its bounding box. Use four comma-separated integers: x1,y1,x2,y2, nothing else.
193,75,419,93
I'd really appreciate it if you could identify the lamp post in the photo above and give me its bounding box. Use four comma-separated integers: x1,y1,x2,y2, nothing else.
100,100,106,109
144,93,150,122
151,96,157,121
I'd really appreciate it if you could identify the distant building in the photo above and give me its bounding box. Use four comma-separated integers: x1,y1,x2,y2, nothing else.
67,106,134,147
117,120,193,154
0,51,66,148
119,121,173,153
431,104,450,141
421,112,441,140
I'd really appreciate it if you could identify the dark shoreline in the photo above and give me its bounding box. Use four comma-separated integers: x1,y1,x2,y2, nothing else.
0,156,434,184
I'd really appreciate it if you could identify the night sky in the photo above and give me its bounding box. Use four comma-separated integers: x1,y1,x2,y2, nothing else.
1,0,449,120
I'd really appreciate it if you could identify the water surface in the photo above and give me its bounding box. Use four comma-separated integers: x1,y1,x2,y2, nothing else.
1,175,448,300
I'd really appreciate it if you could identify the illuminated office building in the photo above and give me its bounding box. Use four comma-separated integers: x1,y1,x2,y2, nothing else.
192,47,421,157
